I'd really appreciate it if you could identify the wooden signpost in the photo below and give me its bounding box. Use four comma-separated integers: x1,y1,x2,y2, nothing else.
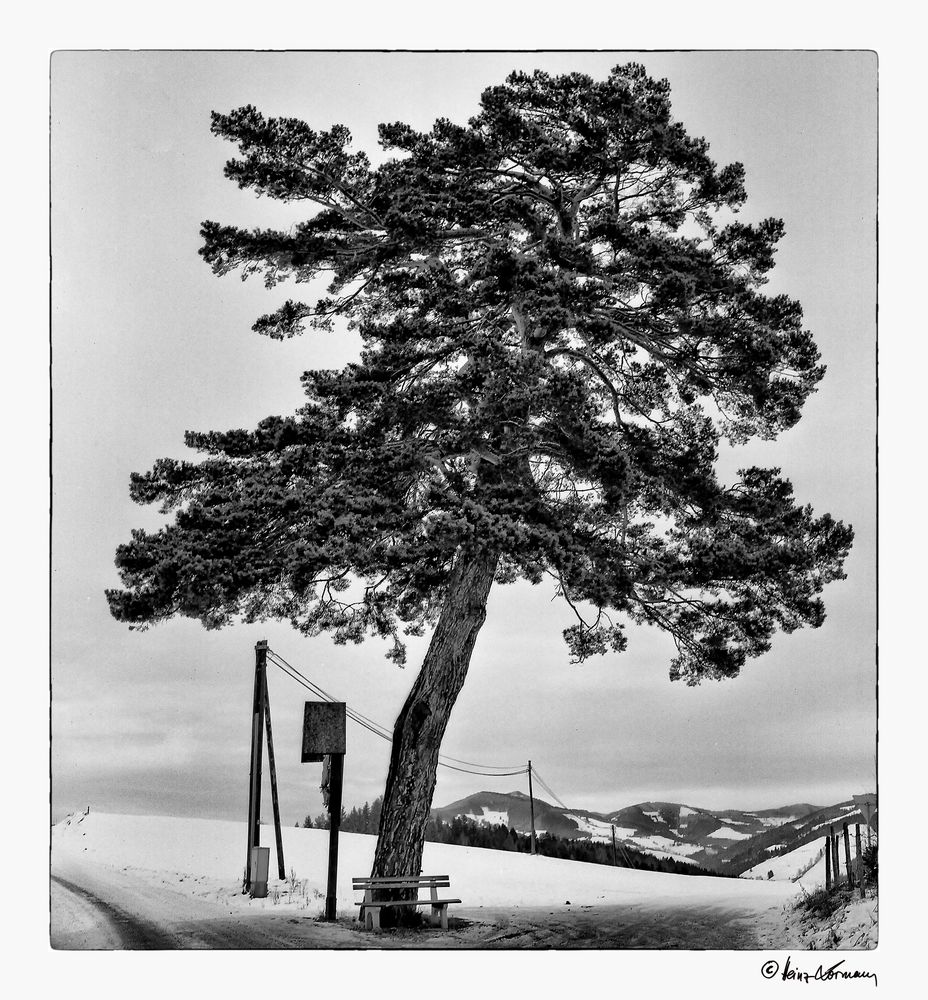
302,700,347,921
244,640,286,894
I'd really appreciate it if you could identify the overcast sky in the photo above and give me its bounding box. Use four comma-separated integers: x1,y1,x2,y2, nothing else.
51,50,876,827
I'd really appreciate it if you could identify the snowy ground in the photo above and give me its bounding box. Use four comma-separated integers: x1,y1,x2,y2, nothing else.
737,833,878,950
778,892,879,950
743,839,829,883
51,810,818,949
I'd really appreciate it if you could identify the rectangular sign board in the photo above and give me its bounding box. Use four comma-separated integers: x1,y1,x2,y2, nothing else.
301,701,346,762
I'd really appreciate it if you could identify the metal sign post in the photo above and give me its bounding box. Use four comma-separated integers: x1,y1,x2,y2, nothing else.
302,701,347,921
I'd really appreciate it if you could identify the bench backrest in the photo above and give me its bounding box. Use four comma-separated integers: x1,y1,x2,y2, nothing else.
353,875,451,890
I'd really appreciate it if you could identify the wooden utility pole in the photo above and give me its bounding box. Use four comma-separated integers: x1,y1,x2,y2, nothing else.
527,761,537,855
324,753,345,921
244,640,268,892
824,834,832,890
263,675,286,881
611,825,618,867
843,822,854,888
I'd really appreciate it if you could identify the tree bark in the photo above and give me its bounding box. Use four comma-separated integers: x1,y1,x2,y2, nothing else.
370,546,499,916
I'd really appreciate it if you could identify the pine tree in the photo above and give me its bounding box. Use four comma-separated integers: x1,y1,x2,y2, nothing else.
107,64,852,898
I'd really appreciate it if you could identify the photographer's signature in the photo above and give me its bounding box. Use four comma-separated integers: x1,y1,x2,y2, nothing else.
761,956,877,987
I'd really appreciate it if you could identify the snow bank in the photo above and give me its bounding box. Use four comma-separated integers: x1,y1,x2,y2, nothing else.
777,893,878,950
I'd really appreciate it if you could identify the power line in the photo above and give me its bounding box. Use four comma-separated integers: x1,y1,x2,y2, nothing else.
266,647,528,778
268,652,393,743
531,766,569,810
268,646,640,861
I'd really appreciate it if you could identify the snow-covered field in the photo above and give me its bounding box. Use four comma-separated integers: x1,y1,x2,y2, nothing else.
51,811,883,951
564,812,621,839
53,811,796,918
562,813,701,864
743,839,828,883
464,808,509,826
741,823,876,892
707,826,753,841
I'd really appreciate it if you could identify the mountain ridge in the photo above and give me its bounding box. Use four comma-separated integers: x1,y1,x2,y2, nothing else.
431,790,873,874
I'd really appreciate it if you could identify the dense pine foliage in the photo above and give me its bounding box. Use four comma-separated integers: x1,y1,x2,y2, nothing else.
108,64,853,883
108,63,851,682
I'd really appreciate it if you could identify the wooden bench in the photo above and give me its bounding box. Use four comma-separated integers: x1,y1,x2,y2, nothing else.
352,875,460,932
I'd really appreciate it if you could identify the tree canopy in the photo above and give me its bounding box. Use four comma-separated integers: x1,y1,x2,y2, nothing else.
107,63,852,685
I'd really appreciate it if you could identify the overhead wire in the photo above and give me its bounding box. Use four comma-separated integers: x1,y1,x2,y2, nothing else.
531,761,637,868
267,647,528,777
531,766,569,810
269,648,644,867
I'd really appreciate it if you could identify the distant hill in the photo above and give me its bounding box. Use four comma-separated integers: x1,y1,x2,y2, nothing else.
432,791,873,874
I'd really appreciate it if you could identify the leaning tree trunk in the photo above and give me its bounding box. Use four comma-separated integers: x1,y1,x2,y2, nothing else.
370,545,499,919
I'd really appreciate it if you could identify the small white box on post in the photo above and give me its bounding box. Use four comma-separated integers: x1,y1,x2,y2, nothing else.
250,846,270,898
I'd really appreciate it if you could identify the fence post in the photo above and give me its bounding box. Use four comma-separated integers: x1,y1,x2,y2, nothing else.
824,834,832,890
855,823,866,899
843,822,854,888
830,826,840,885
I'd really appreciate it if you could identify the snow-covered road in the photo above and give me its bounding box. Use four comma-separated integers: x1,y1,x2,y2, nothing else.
51,855,779,950
51,855,366,949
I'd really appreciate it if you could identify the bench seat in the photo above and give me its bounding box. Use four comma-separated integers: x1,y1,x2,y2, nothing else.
352,875,460,932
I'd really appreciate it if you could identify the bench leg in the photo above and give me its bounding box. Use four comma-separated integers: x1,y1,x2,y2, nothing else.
439,903,449,931
369,908,381,933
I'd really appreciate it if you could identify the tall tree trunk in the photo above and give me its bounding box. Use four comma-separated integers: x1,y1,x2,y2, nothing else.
371,546,499,908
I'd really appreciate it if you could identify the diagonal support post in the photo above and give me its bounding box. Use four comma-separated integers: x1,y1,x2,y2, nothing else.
244,640,268,892
263,673,286,880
